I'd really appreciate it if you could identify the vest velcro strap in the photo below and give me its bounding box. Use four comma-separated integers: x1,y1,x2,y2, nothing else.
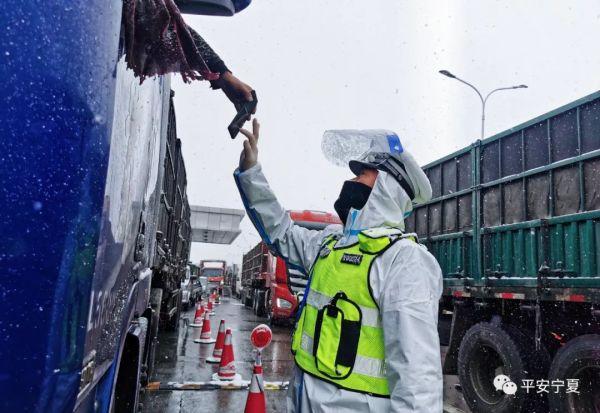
306,289,381,328
300,333,387,379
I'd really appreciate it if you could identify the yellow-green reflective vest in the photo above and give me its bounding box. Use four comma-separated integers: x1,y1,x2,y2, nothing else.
292,227,415,397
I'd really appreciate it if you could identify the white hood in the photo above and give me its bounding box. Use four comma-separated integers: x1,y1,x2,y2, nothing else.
342,171,412,238
339,152,432,245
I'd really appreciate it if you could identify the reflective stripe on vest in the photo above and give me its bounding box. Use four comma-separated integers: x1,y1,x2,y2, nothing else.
299,332,386,379
292,228,410,397
306,289,382,328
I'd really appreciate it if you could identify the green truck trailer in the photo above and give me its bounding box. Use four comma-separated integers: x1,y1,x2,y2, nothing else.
405,91,600,412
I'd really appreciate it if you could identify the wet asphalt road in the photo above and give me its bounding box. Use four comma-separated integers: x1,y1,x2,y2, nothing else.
141,296,469,413
141,296,292,413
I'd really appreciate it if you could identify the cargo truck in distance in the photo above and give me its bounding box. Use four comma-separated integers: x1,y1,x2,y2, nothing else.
241,211,341,324
199,260,227,294
225,264,240,297
403,91,600,413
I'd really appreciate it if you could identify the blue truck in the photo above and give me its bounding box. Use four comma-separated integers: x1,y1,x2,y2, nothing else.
0,1,225,411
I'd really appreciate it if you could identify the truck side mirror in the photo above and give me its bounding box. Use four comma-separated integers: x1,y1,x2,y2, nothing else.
175,0,235,16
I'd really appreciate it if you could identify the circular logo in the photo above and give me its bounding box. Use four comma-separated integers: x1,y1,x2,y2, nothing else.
493,374,511,391
494,374,518,395
502,381,518,395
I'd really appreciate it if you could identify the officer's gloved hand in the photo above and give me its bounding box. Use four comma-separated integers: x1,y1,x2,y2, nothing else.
239,118,260,171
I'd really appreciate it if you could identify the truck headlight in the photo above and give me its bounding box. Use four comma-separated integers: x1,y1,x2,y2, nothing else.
276,298,293,309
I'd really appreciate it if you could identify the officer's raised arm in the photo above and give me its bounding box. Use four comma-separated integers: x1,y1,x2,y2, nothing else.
233,119,336,272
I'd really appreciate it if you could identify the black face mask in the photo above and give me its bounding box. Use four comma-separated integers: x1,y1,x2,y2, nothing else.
333,180,373,226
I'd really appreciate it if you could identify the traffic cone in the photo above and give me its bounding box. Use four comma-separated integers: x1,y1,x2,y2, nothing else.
189,303,204,328
194,312,216,344
216,329,236,380
207,299,215,315
206,320,226,363
244,353,266,413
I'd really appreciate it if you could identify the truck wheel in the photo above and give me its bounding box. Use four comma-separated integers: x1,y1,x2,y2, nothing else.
547,334,600,413
457,322,550,413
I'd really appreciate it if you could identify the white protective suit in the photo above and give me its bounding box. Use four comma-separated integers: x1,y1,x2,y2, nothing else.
234,156,444,412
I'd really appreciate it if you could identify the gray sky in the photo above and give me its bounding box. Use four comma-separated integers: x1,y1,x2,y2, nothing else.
174,0,600,267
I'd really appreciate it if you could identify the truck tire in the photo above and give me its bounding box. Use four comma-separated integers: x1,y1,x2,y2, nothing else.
457,321,550,413
547,334,600,413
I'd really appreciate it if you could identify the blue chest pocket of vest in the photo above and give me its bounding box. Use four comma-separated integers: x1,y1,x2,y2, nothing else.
312,292,362,380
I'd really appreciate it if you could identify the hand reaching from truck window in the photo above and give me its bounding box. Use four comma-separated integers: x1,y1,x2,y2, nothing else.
187,26,257,115
239,119,260,171
219,71,256,113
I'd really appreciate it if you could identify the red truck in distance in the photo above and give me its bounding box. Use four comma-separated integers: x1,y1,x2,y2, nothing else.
241,210,341,325
200,260,227,294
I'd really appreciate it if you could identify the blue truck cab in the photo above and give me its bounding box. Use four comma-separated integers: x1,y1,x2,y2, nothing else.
1,1,194,411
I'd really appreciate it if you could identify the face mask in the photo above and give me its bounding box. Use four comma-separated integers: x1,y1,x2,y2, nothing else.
334,180,373,226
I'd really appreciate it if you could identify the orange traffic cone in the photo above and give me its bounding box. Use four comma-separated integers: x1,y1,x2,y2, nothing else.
206,320,226,363
207,299,215,315
244,353,266,413
190,303,204,328
215,329,236,380
194,312,216,344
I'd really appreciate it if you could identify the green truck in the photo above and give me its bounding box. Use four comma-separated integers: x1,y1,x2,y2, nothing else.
405,91,600,413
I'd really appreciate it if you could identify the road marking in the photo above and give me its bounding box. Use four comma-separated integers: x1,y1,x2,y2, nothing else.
145,381,289,392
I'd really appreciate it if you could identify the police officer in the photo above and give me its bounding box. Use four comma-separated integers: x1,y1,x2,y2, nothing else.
235,119,443,412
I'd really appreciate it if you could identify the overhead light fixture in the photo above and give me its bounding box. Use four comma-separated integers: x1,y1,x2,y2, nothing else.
439,70,457,79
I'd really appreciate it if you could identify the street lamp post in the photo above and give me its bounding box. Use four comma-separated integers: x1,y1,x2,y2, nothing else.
439,70,527,140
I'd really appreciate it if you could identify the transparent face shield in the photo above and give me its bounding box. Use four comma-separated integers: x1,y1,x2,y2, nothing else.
322,129,414,196
321,130,380,168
